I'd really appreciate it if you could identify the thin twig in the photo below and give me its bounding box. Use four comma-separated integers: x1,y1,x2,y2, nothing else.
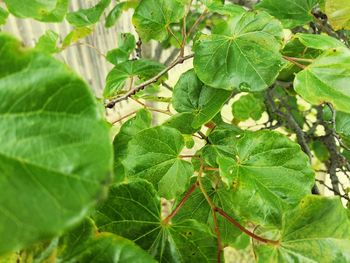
111,111,137,124
282,56,307,69
215,208,279,245
185,9,208,42
106,54,194,108
162,183,198,225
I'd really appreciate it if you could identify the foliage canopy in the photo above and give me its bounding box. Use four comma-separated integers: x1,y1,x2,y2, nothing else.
1,0,350,262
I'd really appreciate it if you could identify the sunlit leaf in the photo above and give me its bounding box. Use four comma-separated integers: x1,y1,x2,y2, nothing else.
254,196,350,263
294,47,350,114
194,11,283,91
132,0,185,41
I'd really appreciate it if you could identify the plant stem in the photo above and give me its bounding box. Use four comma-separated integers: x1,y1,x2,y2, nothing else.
282,56,307,69
111,111,137,124
179,154,200,159
185,9,208,42
215,207,279,245
162,183,198,225
282,55,314,63
167,26,182,48
212,208,222,263
197,166,222,262
106,54,194,108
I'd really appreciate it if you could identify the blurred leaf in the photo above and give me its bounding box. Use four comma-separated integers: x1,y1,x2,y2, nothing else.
61,27,93,49
106,33,136,65
325,0,350,30
105,2,126,28
0,7,9,25
67,0,111,27
35,30,59,54
0,34,112,255
4,0,68,22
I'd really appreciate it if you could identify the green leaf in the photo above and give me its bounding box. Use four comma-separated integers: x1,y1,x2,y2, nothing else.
105,2,126,28
61,27,93,49
193,11,283,91
0,7,9,25
78,234,157,263
58,218,156,263
206,2,246,17
232,93,266,121
57,218,97,261
202,124,242,167
57,218,156,263
325,0,350,30
106,33,136,65
0,34,113,255
294,47,350,114
4,0,68,22
123,126,193,199
212,130,314,226
256,0,320,28
66,0,111,27
113,109,152,182
173,69,232,128
335,111,350,147
35,30,59,54
254,196,350,263
163,112,199,135
173,177,244,246
104,59,165,98
132,0,185,42
295,33,345,50
311,140,330,162
93,179,217,262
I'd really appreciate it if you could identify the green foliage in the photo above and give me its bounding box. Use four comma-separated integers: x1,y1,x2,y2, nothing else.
106,33,136,65
123,126,194,199
1,0,350,262
254,196,350,262
35,30,60,54
93,179,218,262
256,0,320,28
0,7,9,25
66,0,111,27
3,0,68,22
193,11,284,91
294,47,350,114
0,34,112,255
232,93,265,121
325,0,350,30
104,58,165,98
132,0,185,41
173,69,232,128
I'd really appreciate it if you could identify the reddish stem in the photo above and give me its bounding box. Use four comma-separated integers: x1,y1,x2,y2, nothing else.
215,207,279,245
212,210,222,262
162,183,198,225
